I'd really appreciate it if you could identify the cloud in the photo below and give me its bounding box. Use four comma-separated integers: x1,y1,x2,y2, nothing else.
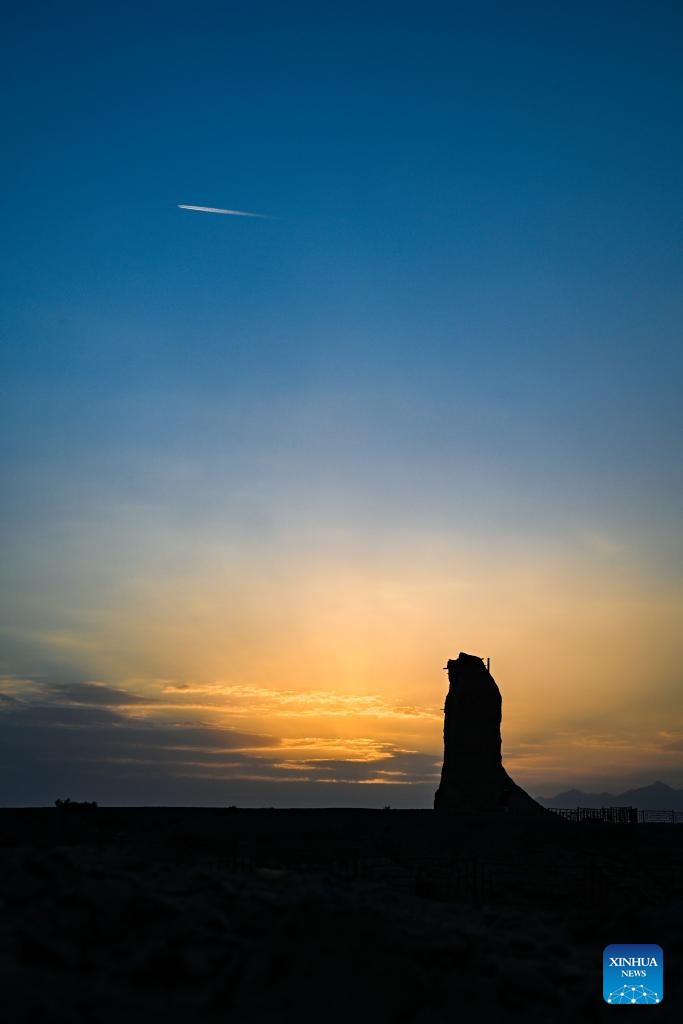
160,682,441,720
657,730,683,751
0,678,277,780
271,748,440,785
0,676,159,708
177,204,269,218
0,693,22,705
45,681,159,706
0,676,441,803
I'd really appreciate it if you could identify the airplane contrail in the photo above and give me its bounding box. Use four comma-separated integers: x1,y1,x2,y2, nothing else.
178,204,269,219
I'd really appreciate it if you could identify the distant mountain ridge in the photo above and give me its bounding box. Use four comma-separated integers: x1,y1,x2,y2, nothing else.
536,781,683,810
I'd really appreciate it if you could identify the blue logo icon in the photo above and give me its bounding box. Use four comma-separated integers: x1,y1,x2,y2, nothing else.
604,944,663,1004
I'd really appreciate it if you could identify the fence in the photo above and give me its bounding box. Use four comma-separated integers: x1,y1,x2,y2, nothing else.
638,808,683,824
547,806,683,824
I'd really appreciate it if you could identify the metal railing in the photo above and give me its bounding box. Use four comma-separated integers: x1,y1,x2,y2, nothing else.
546,806,683,823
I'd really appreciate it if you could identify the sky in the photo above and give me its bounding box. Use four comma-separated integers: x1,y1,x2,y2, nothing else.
1,1,682,806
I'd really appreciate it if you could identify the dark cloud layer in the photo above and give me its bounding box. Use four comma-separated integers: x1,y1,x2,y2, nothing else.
274,752,439,785
43,681,158,706
0,677,441,807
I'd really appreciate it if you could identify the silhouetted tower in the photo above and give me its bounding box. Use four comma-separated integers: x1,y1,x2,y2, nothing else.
434,651,546,815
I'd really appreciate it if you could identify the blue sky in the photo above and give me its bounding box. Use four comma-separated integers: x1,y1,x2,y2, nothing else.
1,2,682,804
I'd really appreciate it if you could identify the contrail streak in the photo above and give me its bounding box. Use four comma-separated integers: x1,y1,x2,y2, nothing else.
178,204,269,219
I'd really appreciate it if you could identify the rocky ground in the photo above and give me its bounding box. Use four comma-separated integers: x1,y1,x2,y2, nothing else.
0,809,680,1022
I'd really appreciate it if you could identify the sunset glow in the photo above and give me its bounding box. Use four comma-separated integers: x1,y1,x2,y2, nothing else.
1,3,681,806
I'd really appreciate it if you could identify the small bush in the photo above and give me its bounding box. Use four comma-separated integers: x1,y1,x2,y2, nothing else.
55,798,98,811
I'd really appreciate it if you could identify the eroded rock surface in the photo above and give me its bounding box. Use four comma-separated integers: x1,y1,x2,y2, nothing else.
434,652,545,815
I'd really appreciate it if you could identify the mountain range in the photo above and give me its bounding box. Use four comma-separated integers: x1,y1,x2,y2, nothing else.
536,780,683,809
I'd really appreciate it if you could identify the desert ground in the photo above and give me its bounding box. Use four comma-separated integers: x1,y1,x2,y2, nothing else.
1,807,680,1022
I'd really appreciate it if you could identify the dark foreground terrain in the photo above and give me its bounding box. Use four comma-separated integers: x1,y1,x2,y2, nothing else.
1,807,680,1022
